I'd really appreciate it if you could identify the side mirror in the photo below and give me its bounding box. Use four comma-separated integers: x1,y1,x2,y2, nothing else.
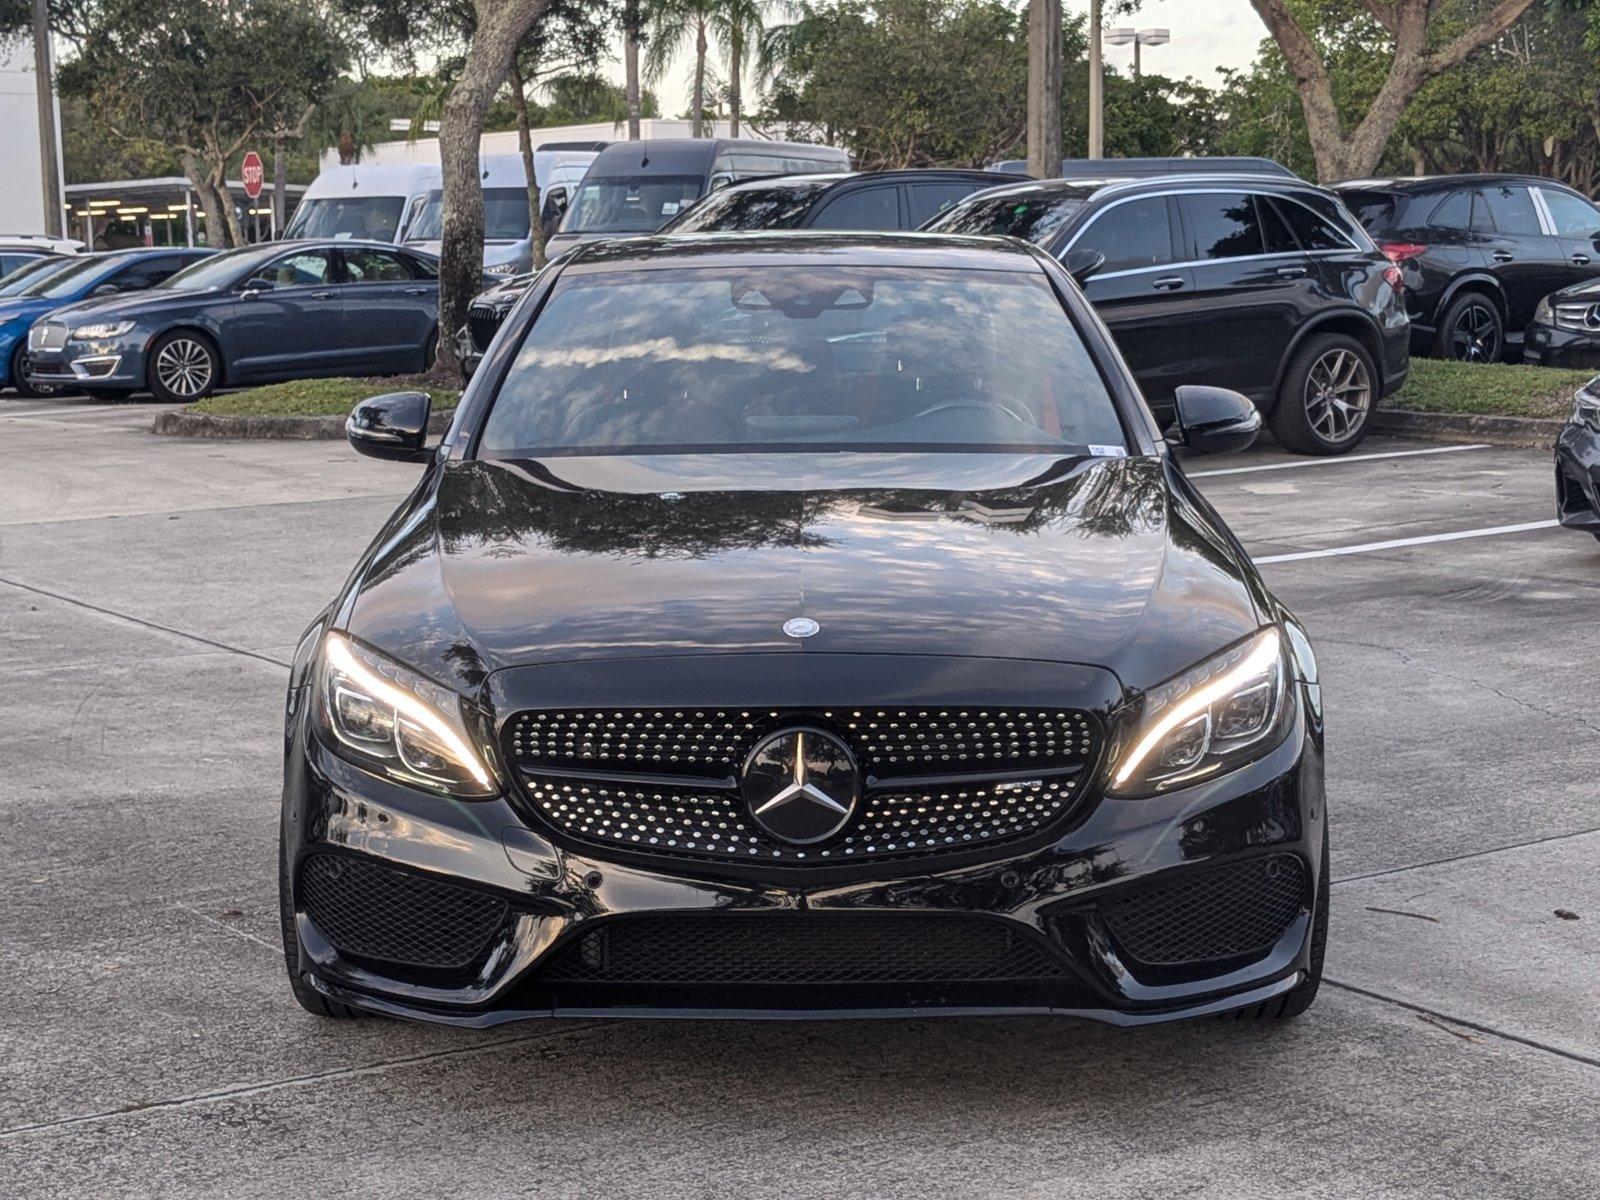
346,391,434,462
92,283,121,297
240,275,277,296
1063,249,1106,284
1172,385,1261,456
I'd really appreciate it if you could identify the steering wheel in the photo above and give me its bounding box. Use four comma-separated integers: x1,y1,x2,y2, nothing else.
912,397,1038,428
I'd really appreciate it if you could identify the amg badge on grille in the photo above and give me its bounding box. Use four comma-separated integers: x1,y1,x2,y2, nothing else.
740,728,859,845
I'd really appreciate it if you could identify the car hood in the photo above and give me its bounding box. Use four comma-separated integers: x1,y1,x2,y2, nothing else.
46,289,210,326
1548,278,1600,306
0,296,53,328
345,453,1263,698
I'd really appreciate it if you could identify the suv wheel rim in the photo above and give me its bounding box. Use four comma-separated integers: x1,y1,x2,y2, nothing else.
1304,348,1371,443
1452,303,1498,362
155,338,213,397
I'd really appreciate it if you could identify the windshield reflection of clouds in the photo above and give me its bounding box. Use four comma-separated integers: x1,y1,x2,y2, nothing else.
481,267,1127,454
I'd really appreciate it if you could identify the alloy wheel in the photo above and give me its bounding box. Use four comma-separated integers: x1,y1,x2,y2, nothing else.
1303,347,1372,444
155,337,214,398
1451,303,1499,362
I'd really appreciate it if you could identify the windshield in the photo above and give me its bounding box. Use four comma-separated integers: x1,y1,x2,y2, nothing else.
154,249,263,291
924,194,1086,243
563,176,704,234
478,265,1125,456
286,196,404,241
664,183,833,233
406,188,531,243
0,256,70,296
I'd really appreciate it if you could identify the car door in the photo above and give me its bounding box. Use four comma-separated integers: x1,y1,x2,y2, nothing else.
1063,193,1194,410
1166,190,1314,401
224,248,345,379
1474,183,1563,329
1534,185,1600,291
339,246,437,372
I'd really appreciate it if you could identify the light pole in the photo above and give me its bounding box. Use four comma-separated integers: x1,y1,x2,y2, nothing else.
1105,27,1171,82
1087,0,1103,159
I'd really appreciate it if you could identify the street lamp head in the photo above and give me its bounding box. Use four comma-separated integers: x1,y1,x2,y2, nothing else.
1137,28,1171,46
1105,27,1138,45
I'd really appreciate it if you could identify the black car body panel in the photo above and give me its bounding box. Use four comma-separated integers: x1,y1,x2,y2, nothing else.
1556,380,1600,536
1334,174,1600,355
1524,278,1600,368
925,175,1409,421
283,233,1326,1026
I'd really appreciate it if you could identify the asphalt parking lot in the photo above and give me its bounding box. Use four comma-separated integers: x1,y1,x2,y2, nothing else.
2,395,1596,1199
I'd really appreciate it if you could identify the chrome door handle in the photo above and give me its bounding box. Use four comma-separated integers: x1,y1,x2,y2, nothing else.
1152,275,1186,291
1491,250,1514,263
310,289,335,299
1573,254,1591,266
1276,265,1307,279
405,287,431,295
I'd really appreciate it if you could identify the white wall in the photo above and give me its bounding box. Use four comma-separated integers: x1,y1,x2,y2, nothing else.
0,40,62,235
324,117,775,171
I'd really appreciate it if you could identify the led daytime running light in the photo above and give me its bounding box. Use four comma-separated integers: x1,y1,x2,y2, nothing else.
324,633,492,789
1113,629,1282,788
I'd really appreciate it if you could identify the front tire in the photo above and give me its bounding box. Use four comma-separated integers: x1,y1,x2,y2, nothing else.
1269,333,1376,455
147,331,220,403
8,342,60,399
1434,292,1503,363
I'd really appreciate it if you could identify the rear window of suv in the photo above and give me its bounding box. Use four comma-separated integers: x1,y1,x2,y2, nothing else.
1339,191,1396,233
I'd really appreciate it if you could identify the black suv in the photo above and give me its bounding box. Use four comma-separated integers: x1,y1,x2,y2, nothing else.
1333,174,1600,363
659,169,1019,235
926,176,1410,455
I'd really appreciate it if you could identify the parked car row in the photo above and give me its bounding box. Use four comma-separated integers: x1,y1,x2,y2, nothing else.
1,241,453,402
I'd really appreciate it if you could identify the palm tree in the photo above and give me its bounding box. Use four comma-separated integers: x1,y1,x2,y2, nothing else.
647,0,719,137
711,0,769,137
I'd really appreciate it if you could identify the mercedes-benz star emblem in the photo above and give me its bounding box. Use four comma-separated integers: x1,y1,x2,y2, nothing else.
783,617,820,639
740,728,860,845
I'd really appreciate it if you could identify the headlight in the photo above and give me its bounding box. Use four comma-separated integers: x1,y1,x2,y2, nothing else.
70,320,136,340
1534,296,1554,326
315,632,498,797
1575,382,1600,430
1109,628,1287,796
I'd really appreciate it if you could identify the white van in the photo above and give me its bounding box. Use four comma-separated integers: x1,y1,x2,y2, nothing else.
284,163,440,244
402,147,601,275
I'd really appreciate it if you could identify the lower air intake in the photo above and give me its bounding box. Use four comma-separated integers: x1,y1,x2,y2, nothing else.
1100,854,1307,966
298,854,508,971
537,912,1067,986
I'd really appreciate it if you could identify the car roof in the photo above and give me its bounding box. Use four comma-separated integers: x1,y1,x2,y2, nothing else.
562,230,1047,273
961,173,1339,204
1332,174,1568,194
706,169,1017,197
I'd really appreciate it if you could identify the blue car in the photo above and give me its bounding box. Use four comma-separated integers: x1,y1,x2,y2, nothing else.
26,240,444,402
1,248,212,397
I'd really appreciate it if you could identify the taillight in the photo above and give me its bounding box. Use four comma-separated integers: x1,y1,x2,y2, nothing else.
1379,241,1427,264
1382,264,1404,293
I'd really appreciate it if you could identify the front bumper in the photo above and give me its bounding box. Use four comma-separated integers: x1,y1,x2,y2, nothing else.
26,334,146,391
282,679,1326,1027
1524,320,1600,369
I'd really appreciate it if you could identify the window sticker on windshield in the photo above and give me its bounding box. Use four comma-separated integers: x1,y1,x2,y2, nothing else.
661,201,681,216
1089,444,1127,457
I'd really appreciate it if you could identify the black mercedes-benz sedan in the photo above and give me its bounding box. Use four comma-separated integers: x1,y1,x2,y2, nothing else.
1556,377,1600,539
282,233,1328,1028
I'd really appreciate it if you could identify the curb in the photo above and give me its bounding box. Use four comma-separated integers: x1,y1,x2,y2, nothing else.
152,408,455,441
1372,408,1563,450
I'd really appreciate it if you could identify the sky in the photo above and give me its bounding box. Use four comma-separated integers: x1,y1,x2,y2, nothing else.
614,0,1267,121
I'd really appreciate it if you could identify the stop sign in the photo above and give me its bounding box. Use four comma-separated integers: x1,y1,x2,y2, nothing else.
241,151,265,200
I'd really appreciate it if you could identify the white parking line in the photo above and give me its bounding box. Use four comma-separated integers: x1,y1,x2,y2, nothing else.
1256,519,1561,564
1191,443,1491,478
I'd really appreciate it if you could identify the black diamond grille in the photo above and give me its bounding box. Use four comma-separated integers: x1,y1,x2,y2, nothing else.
505,707,1098,866
1100,855,1308,966
298,854,509,970
467,303,503,352
536,912,1067,985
